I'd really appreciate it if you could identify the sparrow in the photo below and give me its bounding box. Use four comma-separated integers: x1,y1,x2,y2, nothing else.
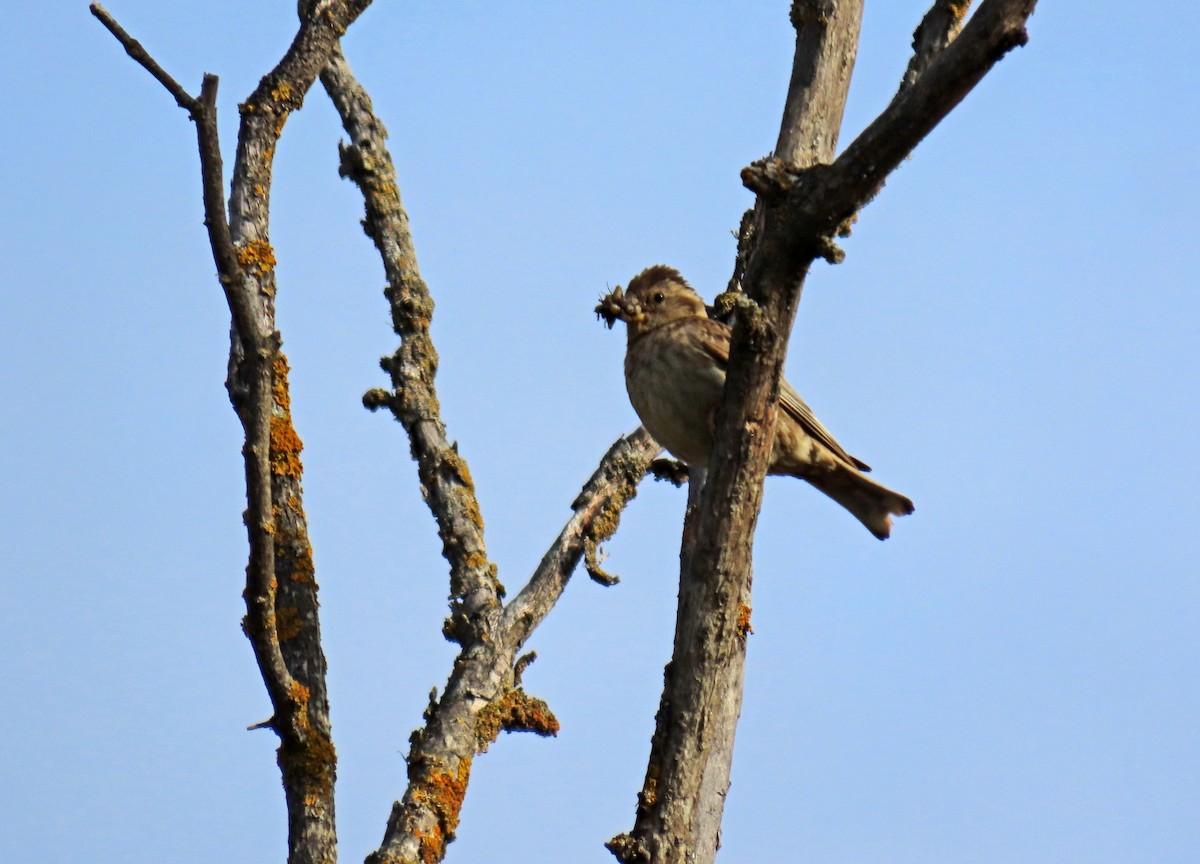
596,265,914,539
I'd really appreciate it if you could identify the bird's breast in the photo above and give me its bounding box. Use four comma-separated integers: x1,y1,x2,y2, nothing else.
624,324,725,467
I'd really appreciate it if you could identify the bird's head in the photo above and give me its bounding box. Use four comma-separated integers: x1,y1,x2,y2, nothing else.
595,265,707,341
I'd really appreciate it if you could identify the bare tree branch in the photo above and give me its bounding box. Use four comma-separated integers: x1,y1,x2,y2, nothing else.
89,4,198,112
88,5,249,346
325,44,502,649
93,4,377,863
94,3,1037,862
776,0,865,163
610,8,863,864
614,1,1036,862
500,427,662,647
319,45,665,864
723,0,862,301
902,0,972,91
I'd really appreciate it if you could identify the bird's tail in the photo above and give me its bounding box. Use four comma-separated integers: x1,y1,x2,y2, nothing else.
804,464,914,540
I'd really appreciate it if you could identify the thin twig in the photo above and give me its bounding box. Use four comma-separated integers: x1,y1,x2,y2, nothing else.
193,75,247,317
89,4,198,113
500,427,661,646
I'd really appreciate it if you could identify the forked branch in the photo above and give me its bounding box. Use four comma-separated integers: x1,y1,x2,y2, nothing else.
92,4,377,863
320,45,664,864
613,2,1037,863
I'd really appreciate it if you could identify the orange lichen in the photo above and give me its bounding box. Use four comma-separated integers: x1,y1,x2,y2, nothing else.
287,543,316,584
279,728,337,806
289,679,311,712
272,354,293,411
410,757,471,861
640,760,661,809
475,689,560,751
276,606,302,641
736,602,754,638
270,80,293,103
412,827,440,864
269,355,306,481
269,416,304,478
462,551,489,571
237,238,276,274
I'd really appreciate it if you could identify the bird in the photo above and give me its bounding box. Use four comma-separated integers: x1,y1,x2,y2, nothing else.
596,264,913,539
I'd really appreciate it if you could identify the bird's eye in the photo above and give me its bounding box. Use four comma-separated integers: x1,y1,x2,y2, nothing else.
653,292,665,304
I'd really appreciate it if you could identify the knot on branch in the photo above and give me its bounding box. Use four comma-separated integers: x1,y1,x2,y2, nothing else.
648,458,688,487
789,0,836,30
720,293,773,344
362,387,394,412
337,139,374,182
605,832,650,864
710,290,742,323
741,156,808,201
474,688,560,751
441,608,472,646
814,234,846,265
382,285,436,332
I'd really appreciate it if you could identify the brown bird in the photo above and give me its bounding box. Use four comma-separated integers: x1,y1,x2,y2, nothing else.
596,265,913,539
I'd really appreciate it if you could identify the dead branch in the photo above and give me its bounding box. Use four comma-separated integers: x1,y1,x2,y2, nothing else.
318,45,664,864
902,0,973,91
611,2,1037,862
92,4,377,862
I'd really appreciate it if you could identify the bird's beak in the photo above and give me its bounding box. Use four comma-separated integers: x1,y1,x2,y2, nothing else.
595,284,644,329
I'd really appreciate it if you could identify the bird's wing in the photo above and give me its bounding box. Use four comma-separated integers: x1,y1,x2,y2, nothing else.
778,379,871,471
691,318,870,472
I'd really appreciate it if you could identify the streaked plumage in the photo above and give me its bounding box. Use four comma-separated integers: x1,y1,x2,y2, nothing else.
597,265,913,539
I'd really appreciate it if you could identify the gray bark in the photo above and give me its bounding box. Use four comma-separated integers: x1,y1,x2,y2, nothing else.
612,2,1037,862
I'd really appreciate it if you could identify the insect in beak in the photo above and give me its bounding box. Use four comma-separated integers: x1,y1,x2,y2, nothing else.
595,284,631,328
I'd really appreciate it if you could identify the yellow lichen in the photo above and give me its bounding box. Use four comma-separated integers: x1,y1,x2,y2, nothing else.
462,551,489,571
237,238,276,274
737,602,754,638
288,544,316,584
279,721,337,807
455,488,483,532
640,760,661,809
276,606,302,641
269,416,304,478
410,757,471,859
285,680,313,734
272,354,293,411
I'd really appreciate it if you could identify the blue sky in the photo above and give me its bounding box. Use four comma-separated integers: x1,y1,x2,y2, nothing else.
2,2,1197,862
